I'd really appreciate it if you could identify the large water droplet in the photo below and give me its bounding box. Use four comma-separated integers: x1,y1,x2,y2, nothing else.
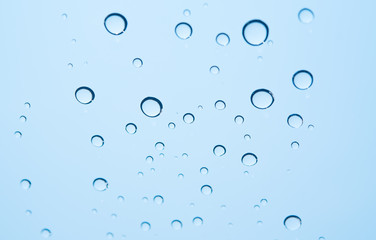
213,145,226,156
91,135,104,147
201,185,213,195
153,195,164,205
293,70,313,90
298,8,314,24
284,215,302,231
183,113,195,124
41,229,51,238
125,123,137,134
140,97,163,118
20,179,31,190
287,114,303,128
216,33,230,46
242,20,269,46
171,220,183,230
241,153,258,166
215,100,226,110
104,13,127,35
141,222,151,231
251,89,274,109
93,178,108,191
175,22,192,40
75,87,95,104
193,217,203,226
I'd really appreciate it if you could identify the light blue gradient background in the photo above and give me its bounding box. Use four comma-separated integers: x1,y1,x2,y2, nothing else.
1,0,375,239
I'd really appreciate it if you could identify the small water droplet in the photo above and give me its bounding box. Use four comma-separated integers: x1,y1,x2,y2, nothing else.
215,100,226,110
201,185,213,195
68,63,73,69
141,222,151,231
93,178,108,191
251,89,274,109
257,220,263,226
242,19,269,46
168,122,176,129
293,70,313,90
308,124,315,130
298,8,314,24
189,202,195,207
140,97,163,118
92,208,98,214
183,9,191,16
71,39,76,44
182,153,188,158
25,209,32,215
104,13,127,35
216,33,230,46
183,113,195,124
178,173,184,179
260,199,268,206
267,40,273,46
171,220,183,230
287,114,303,128
20,179,31,190
111,214,117,219
142,197,149,203
24,102,31,108
153,195,164,205
200,167,208,175
193,217,203,226
319,237,326,240
61,13,67,20
106,232,114,239
291,141,300,150
284,215,302,231
14,131,22,139
175,22,192,40
41,229,51,238
91,135,104,147
210,66,220,75
19,115,27,122
220,205,227,210
241,153,258,166
155,142,165,151
150,168,155,173
244,134,251,141
138,171,144,177
213,145,226,157
198,105,203,110
118,196,125,202
145,156,154,164
234,115,244,124
75,87,95,104
133,58,143,68
254,205,260,210
125,123,137,134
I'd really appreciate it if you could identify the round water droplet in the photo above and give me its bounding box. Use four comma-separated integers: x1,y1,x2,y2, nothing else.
125,123,137,134
319,237,326,240
200,167,208,175
287,114,303,128
215,100,226,110
68,63,73,69
155,142,165,151
75,87,95,104
91,135,104,147
92,208,98,214
24,102,31,108
260,199,268,206
198,105,203,110
201,185,213,195
183,9,191,16
20,115,27,122
251,89,274,109
182,153,188,158
168,122,176,129
308,124,315,130
93,178,108,191
292,70,313,90
267,40,273,46
257,56,263,62
106,232,114,239
142,197,149,203
193,217,203,226
153,195,164,205
20,179,31,190
171,220,183,230
25,209,32,215
175,22,192,40
241,153,258,166
183,113,195,124
14,131,22,138
216,33,230,46
104,13,127,35
210,66,220,75
133,58,143,68
41,229,51,238
178,173,184,179
244,134,251,141
71,39,76,44
145,156,154,164
61,13,67,20
213,145,226,157
118,195,125,202
291,141,300,150
254,205,260,210
141,222,151,231
284,215,302,231
298,8,314,24
242,20,269,46
138,171,144,177
234,115,244,124
140,97,163,118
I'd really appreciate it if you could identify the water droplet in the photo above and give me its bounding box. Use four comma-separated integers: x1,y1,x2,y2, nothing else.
284,215,302,231
155,142,165,151
319,237,326,240
267,40,273,46
220,205,227,210
215,100,226,110
20,179,31,190
106,232,114,239
71,39,76,44
193,217,203,226
111,213,117,219
138,171,144,177
234,115,244,124
25,210,32,215
241,153,258,166
91,135,104,147
242,19,269,46
61,13,67,20
171,220,183,230
168,122,176,129
308,124,315,130
20,115,27,122
145,156,154,164
178,173,184,179
298,8,314,24
210,66,220,75
201,185,213,195
150,168,155,173
142,197,149,203
104,13,127,35
254,205,260,210
118,196,125,202
175,22,192,40
198,105,203,110
125,123,137,134
133,58,143,68
92,208,98,214
292,70,313,90
141,222,151,231
75,87,95,104
257,56,264,62
189,202,195,207
291,141,300,150
200,167,208,175
93,178,108,191
41,229,51,238
257,220,263,226
182,153,188,158
260,199,268,206
216,33,230,46
287,114,303,128
183,9,191,16
244,171,249,175
153,195,164,205
244,134,251,141
14,131,22,139
24,102,31,108
183,113,195,124
140,97,163,118
251,89,274,109
68,63,73,69
213,145,226,157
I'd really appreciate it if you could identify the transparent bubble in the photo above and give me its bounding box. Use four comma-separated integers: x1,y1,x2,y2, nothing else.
14,131,22,139
75,87,95,104
19,115,27,122
298,8,314,24
25,210,32,215
168,122,176,129
193,217,203,226
254,205,260,210
41,229,51,238
91,135,104,147
200,167,208,175
125,123,137,134
284,215,302,231
244,134,251,141
287,114,303,128
241,153,258,166
133,58,143,68
71,39,76,44
153,195,164,205
291,141,300,150
210,66,220,75
141,222,151,231
182,153,188,158
140,97,163,118
213,145,226,157
257,56,263,62
216,33,230,46
145,156,154,164
201,185,213,195
104,13,127,35
183,9,191,16
171,220,183,230
138,171,144,177
68,63,73,69
175,22,192,40
111,213,118,219
155,142,165,151
183,113,195,124
20,179,31,190
92,208,98,214
267,40,273,46
61,13,67,20
93,178,108,191
293,70,313,90
106,232,114,239
242,19,269,46
117,195,125,202
178,173,184,179
260,199,268,206
251,89,274,109
142,197,149,203
215,100,226,110
24,102,31,108
198,105,203,110
308,124,315,130
234,115,244,124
